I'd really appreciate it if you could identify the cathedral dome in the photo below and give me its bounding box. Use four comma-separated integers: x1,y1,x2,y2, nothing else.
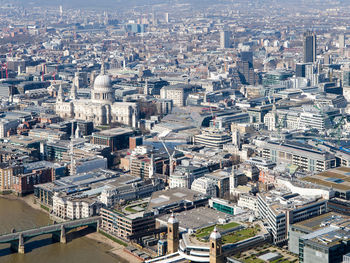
91,70,115,104
94,74,112,89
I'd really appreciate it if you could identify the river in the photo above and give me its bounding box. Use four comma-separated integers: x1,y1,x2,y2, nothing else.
0,197,118,263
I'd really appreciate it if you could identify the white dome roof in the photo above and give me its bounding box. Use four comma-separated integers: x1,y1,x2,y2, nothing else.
94,74,112,88
168,213,178,224
210,226,221,240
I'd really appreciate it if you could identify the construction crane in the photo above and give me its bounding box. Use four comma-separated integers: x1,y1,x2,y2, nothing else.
159,131,176,184
160,139,176,176
209,106,217,130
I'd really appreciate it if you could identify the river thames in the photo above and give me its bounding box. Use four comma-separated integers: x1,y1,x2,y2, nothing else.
0,197,118,263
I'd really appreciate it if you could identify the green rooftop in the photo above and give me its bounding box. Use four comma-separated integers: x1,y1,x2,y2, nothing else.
222,225,260,244
195,221,240,240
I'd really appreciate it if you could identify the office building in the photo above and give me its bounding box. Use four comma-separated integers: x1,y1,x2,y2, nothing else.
237,194,258,212
303,31,317,63
191,177,217,196
301,167,350,200
257,191,327,245
100,207,155,240
261,140,336,172
146,188,209,216
129,136,143,150
0,163,24,193
237,61,255,85
52,194,101,220
204,170,231,198
209,198,244,216
343,70,350,87
98,178,164,207
328,198,350,216
34,169,119,207
160,84,196,107
296,63,312,78
220,31,231,49
194,129,232,148
0,119,20,138
339,33,345,49
169,164,209,189
130,154,158,179
289,212,350,263
91,128,135,151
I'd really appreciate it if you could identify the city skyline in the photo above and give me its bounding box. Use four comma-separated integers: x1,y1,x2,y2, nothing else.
0,0,350,263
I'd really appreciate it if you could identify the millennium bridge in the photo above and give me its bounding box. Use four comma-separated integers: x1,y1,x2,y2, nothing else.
0,216,100,254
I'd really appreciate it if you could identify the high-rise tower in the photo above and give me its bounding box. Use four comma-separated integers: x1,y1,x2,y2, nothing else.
339,34,345,49
303,31,317,63
220,31,231,49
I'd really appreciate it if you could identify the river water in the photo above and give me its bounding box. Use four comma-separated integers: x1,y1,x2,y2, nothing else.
0,197,118,263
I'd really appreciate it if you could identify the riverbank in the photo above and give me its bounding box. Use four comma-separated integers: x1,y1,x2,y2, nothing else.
86,232,143,263
0,194,143,262
0,193,44,213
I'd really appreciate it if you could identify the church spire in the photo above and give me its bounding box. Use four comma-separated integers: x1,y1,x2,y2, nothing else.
100,62,105,75
57,84,64,102
90,71,95,87
144,78,149,95
70,82,77,100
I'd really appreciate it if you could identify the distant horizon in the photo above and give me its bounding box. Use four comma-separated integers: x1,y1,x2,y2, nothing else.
1,0,344,9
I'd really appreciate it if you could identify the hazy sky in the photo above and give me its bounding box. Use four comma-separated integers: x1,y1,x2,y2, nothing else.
16,0,166,8
10,0,344,9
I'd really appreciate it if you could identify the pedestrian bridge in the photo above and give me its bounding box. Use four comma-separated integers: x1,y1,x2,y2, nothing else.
0,216,100,254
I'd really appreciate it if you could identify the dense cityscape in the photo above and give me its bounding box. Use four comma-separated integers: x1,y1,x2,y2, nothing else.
1,0,350,262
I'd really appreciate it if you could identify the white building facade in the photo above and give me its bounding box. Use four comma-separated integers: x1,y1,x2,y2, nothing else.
55,67,139,128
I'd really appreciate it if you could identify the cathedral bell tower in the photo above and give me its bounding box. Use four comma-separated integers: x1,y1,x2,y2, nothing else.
57,84,64,103
70,82,77,100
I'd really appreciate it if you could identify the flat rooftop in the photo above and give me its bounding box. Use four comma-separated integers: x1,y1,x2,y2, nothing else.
303,226,350,247
6,135,43,145
258,190,325,216
36,169,120,193
94,127,133,136
146,188,208,212
301,167,350,192
293,212,350,232
157,207,230,230
205,169,230,179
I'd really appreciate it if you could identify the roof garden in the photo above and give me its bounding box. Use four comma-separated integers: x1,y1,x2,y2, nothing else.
194,222,261,244
195,221,240,239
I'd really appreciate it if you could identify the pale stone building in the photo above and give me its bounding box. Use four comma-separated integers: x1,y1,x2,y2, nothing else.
55,66,139,127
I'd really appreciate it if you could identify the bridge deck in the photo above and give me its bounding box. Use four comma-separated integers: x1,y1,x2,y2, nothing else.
0,216,100,243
